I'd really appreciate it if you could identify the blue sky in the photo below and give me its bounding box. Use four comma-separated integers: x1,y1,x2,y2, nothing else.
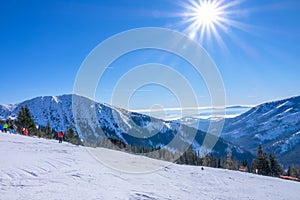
1,0,300,110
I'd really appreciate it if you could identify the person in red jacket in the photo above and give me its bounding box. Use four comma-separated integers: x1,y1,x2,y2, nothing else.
58,131,63,143
25,128,29,136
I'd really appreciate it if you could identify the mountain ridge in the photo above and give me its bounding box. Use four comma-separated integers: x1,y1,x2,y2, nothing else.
0,94,253,161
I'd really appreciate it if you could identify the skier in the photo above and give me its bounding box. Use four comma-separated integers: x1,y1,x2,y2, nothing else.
9,124,14,134
25,128,29,136
0,123,3,132
21,127,25,135
3,122,8,133
58,131,63,143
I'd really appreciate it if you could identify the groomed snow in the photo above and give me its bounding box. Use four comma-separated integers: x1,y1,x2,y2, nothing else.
1,133,299,200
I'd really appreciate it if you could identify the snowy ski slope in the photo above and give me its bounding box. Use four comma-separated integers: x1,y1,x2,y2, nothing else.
0,133,299,200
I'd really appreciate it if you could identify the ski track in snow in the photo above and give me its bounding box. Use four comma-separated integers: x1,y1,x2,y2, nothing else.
1,133,300,200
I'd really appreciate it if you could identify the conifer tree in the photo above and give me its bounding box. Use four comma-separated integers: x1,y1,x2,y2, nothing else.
287,165,300,178
15,105,37,136
65,123,82,145
66,123,75,143
225,150,233,170
209,154,217,167
269,152,283,177
185,146,196,165
251,144,270,175
202,154,209,166
217,158,222,168
72,132,83,146
232,157,239,170
45,121,52,139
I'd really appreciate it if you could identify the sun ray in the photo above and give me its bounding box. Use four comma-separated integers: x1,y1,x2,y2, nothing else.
174,0,251,51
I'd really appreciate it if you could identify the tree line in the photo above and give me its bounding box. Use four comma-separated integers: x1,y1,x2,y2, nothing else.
94,135,300,181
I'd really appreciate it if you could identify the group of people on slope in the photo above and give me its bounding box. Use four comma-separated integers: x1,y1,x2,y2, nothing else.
0,122,14,133
18,128,64,143
1,121,64,144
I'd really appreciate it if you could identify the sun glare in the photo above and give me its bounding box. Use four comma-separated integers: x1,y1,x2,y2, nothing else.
176,0,245,49
195,1,219,25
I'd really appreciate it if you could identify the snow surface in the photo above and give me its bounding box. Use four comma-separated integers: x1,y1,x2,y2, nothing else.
1,133,300,200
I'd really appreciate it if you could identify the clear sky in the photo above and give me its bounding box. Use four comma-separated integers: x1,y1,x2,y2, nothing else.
1,0,300,110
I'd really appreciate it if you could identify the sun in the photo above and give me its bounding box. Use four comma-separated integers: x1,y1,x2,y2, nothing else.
176,0,244,49
194,1,220,26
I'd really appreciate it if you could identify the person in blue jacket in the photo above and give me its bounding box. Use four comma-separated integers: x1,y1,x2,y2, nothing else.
9,124,14,134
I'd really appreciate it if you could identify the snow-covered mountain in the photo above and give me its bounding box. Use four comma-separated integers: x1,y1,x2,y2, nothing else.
1,133,299,200
0,95,74,130
221,96,300,166
178,95,300,166
0,94,252,160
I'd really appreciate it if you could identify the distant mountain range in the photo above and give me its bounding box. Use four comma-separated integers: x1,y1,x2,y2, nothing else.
133,105,252,121
179,96,300,167
0,94,253,161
